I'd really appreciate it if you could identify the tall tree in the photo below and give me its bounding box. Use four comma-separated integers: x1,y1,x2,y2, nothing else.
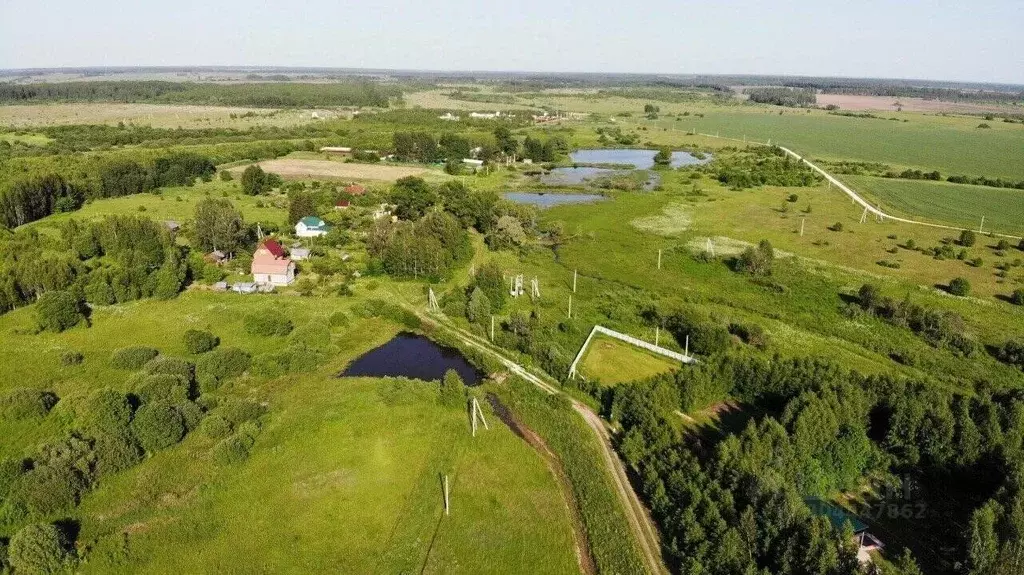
192,199,247,254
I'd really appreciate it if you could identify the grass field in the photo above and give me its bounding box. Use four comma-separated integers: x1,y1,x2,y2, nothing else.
578,335,680,385
0,293,581,573
0,131,53,145
842,175,1024,235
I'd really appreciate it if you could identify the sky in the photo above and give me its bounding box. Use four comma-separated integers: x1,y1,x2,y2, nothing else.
2,0,1023,84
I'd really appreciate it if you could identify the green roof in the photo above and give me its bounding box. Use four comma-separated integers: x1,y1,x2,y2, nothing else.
298,216,327,229
805,498,868,533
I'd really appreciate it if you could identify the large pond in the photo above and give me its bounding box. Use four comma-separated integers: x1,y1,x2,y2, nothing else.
339,332,483,385
569,148,709,169
503,192,606,208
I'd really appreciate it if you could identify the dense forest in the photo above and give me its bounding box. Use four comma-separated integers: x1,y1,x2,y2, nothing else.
0,81,402,108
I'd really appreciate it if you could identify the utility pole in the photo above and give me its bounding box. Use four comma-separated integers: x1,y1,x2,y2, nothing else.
685,335,689,358
573,269,577,293
657,249,662,270
490,316,494,341
443,475,450,516
567,295,573,319
800,218,805,237
655,326,660,347
979,216,985,234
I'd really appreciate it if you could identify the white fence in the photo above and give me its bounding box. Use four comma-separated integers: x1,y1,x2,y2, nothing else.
568,325,695,379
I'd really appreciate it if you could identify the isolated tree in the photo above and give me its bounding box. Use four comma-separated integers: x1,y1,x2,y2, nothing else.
472,261,506,311
193,198,246,254
736,239,775,275
959,229,977,247
653,147,673,165
1011,288,1024,306
183,329,220,354
287,191,317,226
219,170,233,181
948,277,972,296
131,401,186,452
493,125,518,158
439,369,465,407
466,287,491,324
240,165,267,196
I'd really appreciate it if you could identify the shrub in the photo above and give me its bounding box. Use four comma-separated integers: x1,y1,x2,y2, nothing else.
135,374,190,404
996,239,1011,250
212,434,253,465
79,389,132,435
8,523,73,574
665,310,732,356
995,340,1024,370
250,353,289,379
328,311,350,329
92,433,144,477
219,170,233,182
200,415,233,439
35,291,85,333
735,239,775,276
959,229,976,247
218,399,266,426
828,222,844,232
60,351,84,366
1011,288,1024,306
0,389,58,421
12,464,87,516
143,356,195,384
947,277,971,296
728,322,769,349
175,401,205,432
183,329,219,354
131,401,186,452
243,310,294,336
439,370,465,407
196,347,252,392
0,457,26,498
110,346,159,370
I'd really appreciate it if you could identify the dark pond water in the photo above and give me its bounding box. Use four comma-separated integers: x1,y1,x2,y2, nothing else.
339,332,483,385
570,148,709,169
503,192,606,207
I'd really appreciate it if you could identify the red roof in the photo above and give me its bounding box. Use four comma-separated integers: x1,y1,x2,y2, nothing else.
344,184,366,195
336,199,351,207
260,239,286,258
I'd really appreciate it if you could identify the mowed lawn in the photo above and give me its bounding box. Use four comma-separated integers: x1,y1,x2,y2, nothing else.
0,293,580,573
843,175,1024,236
578,334,680,385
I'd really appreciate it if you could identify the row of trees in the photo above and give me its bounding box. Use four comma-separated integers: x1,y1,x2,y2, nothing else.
744,87,817,107
390,126,566,165
0,152,216,228
712,146,821,189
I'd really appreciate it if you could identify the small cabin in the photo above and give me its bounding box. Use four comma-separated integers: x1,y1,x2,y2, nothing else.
295,216,330,238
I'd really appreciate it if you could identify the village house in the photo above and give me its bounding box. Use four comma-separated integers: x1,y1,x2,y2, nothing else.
334,199,351,210
251,239,295,286
344,183,366,195
295,216,330,238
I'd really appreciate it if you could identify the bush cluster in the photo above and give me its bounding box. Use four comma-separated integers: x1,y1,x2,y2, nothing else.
110,346,160,370
243,310,294,336
183,329,220,354
0,388,58,421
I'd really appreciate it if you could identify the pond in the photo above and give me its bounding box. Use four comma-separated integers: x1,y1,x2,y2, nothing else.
503,192,606,208
339,332,483,385
569,148,709,169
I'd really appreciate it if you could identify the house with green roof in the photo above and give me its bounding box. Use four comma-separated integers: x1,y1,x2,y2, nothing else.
295,216,330,238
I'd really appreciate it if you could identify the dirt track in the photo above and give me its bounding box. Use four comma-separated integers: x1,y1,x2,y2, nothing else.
229,158,430,181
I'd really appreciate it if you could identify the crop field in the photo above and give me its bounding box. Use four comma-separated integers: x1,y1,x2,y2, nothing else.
577,335,680,385
637,109,1024,179
842,175,1024,235
0,102,336,128
229,157,437,182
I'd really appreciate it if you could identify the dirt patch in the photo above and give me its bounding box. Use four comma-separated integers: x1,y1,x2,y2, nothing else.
816,94,1017,114
631,203,692,236
486,393,598,575
229,158,431,182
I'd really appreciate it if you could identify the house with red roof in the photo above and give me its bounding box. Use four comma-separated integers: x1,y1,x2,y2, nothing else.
335,199,351,210
251,239,295,286
344,184,366,195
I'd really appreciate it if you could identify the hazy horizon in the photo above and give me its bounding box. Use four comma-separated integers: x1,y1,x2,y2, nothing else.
2,0,1023,85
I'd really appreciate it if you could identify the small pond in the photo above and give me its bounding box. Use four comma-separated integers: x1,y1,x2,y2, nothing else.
339,332,483,385
503,192,606,208
569,148,709,169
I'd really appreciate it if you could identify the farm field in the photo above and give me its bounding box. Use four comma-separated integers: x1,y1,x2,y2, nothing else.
636,108,1024,179
0,102,337,128
577,334,680,385
229,157,437,181
842,174,1024,235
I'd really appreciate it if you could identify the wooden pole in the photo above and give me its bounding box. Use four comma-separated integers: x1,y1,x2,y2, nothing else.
573,269,577,293
444,475,450,516
490,316,494,341
475,398,489,430
979,216,985,234
800,218,805,237
685,335,689,358
471,399,477,437
655,326,660,347
567,295,572,319
657,249,662,270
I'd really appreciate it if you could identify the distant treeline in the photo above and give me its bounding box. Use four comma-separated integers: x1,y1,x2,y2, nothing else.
784,81,1024,104
744,86,817,107
0,80,402,108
